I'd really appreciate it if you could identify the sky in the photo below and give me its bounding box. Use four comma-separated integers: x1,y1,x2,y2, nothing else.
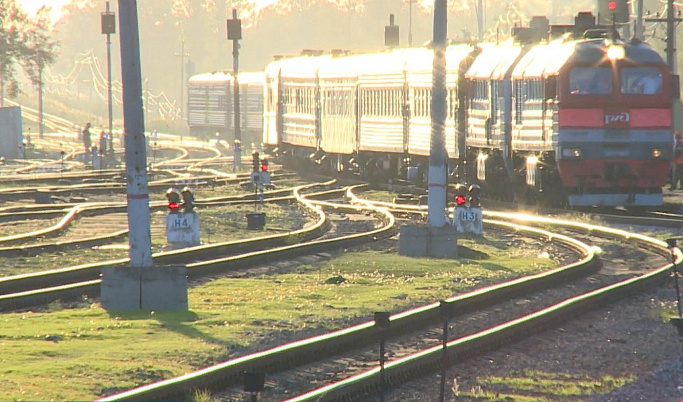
16,0,73,22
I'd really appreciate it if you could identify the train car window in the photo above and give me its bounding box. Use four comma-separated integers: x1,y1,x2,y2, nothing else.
491,81,499,125
528,79,542,100
368,90,373,116
382,90,386,116
514,81,523,125
416,89,422,117
621,67,662,95
569,67,612,95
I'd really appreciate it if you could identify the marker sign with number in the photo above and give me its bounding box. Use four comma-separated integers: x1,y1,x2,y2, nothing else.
454,206,483,234
166,212,200,245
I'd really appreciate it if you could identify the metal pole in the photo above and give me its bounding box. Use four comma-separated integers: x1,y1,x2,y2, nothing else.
673,251,683,317
174,38,189,120
38,58,44,139
667,0,676,72
118,0,153,269
477,0,484,40
180,39,185,119
232,9,241,144
636,0,644,41
409,0,413,47
379,334,385,402
439,319,448,402
428,0,448,227
106,1,114,152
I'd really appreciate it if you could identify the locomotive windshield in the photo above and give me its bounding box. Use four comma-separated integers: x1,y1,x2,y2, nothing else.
620,67,662,95
569,67,612,95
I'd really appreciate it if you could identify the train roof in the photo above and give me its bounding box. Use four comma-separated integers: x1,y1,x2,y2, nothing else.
278,55,333,80
466,42,523,80
568,38,666,64
510,40,575,79
405,45,473,86
353,51,410,85
188,71,232,84
264,35,668,84
287,45,475,86
188,71,264,85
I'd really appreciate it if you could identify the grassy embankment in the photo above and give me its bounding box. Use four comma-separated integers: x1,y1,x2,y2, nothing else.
0,233,567,401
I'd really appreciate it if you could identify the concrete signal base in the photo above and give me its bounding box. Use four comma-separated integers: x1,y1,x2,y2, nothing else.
398,224,458,258
101,265,188,311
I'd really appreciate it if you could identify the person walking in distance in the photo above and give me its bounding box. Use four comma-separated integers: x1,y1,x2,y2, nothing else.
82,122,92,164
671,131,683,190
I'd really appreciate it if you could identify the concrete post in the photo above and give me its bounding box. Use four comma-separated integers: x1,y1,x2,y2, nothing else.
428,0,448,228
118,0,152,268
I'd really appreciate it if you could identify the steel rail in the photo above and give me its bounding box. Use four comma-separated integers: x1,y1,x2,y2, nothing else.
281,209,681,401
0,182,338,298
97,210,594,401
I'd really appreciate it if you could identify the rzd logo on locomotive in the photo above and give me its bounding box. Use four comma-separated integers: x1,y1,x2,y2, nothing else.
604,112,630,125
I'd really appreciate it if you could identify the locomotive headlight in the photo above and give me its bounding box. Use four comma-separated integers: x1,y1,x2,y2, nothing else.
652,148,662,158
561,148,582,158
607,44,625,61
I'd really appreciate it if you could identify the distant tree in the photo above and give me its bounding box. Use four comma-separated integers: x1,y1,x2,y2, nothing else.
0,0,30,106
21,7,59,137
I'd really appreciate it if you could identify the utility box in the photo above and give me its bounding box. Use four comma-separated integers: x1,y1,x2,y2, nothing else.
246,212,266,230
0,107,22,160
166,212,200,246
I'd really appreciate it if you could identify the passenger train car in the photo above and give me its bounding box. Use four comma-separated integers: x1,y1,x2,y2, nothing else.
263,12,677,207
187,71,264,144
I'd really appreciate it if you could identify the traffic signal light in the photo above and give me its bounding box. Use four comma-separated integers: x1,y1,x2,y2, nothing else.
181,187,195,213
597,0,630,24
101,12,116,35
385,14,399,47
260,159,268,172
166,188,181,212
454,183,467,206
252,151,260,172
227,16,242,40
468,184,481,208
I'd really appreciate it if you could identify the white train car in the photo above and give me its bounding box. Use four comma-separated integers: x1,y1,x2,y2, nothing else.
187,71,264,143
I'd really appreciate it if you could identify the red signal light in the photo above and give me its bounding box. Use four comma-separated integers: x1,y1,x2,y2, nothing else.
260,163,268,172
608,1,616,10
168,202,179,211
455,195,466,205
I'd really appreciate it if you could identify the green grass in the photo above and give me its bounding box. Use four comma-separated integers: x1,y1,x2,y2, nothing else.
0,239,558,401
452,370,632,401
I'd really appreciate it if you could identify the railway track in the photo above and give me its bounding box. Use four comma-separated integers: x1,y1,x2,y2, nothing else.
2,149,680,395
88,190,681,400
0,182,399,313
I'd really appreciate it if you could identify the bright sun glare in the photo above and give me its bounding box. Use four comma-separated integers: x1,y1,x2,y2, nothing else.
16,0,72,23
